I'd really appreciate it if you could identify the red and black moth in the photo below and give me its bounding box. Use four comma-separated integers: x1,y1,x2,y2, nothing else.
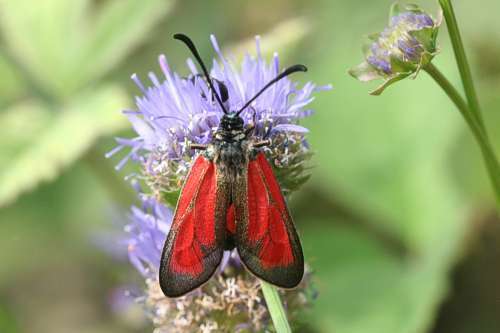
159,34,305,297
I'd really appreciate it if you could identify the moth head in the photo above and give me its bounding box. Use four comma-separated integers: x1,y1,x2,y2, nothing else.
220,112,244,132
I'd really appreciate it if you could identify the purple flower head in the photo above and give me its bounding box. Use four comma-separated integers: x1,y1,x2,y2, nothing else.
125,192,172,277
108,34,329,195
350,3,442,95
367,10,438,74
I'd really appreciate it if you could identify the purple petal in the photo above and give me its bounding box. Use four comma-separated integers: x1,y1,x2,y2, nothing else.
272,124,309,134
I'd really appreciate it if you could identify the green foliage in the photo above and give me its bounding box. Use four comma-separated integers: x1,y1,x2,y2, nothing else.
300,0,477,330
69,0,174,94
0,86,129,207
162,190,182,208
0,0,173,99
0,52,24,105
0,303,19,333
0,0,173,207
306,86,469,331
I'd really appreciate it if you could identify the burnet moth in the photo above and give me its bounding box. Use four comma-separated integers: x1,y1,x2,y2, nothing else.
159,33,305,297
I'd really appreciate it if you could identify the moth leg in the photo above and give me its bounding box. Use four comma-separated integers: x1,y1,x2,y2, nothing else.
245,124,255,136
244,107,258,136
262,124,273,139
190,144,209,150
252,139,271,148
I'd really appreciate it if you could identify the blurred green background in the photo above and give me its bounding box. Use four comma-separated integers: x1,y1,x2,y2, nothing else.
1,0,500,332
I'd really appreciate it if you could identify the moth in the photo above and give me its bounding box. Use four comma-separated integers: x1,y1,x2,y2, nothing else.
159,34,305,297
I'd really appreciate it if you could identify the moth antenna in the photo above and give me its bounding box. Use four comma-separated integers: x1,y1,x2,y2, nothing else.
236,64,307,116
173,33,229,114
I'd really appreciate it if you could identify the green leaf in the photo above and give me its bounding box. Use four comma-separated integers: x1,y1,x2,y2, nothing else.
162,190,182,208
410,27,439,53
369,73,410,95
404,4,426,14
367,32,382,42
0,51,25,105
0,85,129,207
0,0,172,98
69,0,175,94
389,2,402,20
349,61,382,82
0,303,19,333
0,0,89,97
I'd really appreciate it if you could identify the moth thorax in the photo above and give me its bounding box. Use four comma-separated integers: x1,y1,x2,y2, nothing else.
216,141,247,179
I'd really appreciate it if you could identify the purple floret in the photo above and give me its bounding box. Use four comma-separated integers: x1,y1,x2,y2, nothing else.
125,193,172,277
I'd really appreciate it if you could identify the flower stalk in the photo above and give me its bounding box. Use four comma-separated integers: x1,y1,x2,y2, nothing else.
438,0,484,128
261,281,292,333
424,63,500,203
434,0,500,204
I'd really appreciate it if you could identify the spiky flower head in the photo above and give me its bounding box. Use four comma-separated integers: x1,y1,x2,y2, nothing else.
349,2,442,95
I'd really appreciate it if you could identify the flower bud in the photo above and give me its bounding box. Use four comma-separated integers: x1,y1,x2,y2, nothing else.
349,3,442,95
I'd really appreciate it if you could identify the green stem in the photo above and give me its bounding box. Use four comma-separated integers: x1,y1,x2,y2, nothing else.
261,281,292,333
424,63,500,204
424,64,479,136
437,0,500,205
438,0,484,129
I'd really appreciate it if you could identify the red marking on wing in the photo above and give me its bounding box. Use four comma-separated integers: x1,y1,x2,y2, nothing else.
226,204,236,235
246,153,294,268
169,156,217,276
